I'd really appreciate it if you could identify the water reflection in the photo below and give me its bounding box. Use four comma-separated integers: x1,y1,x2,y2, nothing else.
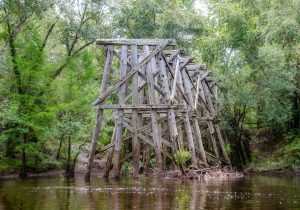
0,175,300,209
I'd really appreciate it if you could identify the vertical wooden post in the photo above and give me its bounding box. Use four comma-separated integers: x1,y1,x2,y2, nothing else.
170,57,180,102
191,71,208,165
144,45,163,176
212,84,218,114
131,44,140,178
157,52,179,151
112,45,129,179
200,80,219,158
208,121,219,158
138,54,147,174
215,124,230,162
180,69,197,166
103,124,116,178
177,124,184,150
85,45,114,182
193,120,208,165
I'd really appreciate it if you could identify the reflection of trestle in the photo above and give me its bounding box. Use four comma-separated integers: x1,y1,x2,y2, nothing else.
85,39,230,181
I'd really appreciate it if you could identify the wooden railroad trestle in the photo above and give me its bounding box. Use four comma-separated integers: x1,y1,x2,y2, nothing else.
84,39,230,181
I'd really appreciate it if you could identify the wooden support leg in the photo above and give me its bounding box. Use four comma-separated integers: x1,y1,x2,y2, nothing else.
183,112,197,166
112,45,129,179
181,69,197,166
131,45,140,178
215,124,230,162
144,45,163,177
177,124,184,150
192,118,208,165
208,122,219,158
103,125,116,178
158,53,179,148
85,45,114,182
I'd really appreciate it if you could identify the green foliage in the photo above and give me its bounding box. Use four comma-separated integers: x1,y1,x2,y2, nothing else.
248,134,300,172
150,158,157,168
284,137,300,169
174,150,191,166
0,156,20,173
121,161,133,175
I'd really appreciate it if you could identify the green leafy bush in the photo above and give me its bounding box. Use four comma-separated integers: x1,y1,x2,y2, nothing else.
121,161,133,175
284,137,300,169
0,156,20,173
174,150,191,166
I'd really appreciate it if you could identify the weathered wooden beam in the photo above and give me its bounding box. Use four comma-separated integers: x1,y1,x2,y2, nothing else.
167,48,185,63
112,45,129,179
157,52,179,150
193,120,208,165
144,45,163,176
131,44,140,178
93,40,171,106
98,104,181,109
215,124,230,162
96,39,176,46
207,121,219,158
181,68,198,166
161,53,191,106
122,121,173,159
85,45,114,182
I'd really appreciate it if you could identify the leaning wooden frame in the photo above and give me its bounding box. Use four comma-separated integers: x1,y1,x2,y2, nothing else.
84,39,230,182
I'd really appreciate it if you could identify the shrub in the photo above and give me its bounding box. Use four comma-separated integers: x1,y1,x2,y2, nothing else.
174,150,191,166
121,161,133,175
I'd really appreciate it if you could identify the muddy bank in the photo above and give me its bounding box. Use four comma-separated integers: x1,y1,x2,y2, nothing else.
251,168,300,177
0,170,64,179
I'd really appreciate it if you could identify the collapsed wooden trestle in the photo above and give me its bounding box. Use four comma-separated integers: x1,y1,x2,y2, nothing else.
84,39,230,181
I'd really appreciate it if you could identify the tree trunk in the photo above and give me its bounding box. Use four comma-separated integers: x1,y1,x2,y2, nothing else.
56,134,64,160
19,133,27,178
65,136,72,177
19,148,27,178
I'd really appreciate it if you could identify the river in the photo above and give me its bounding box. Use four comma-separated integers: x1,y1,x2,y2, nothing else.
0,174,299,209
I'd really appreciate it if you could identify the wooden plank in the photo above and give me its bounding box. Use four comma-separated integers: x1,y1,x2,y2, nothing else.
122,121,173,159
186,64,206,71
194,73,201,110
181,68,198,166
103,125,116,178
212,84,218,115
93,40,171,106
157,52,179,151
96,39,176,46
202,79,216,115
131,44,140,178
144,45,163,176
193,119,208,165
95,47,166,106
98,104,181,109
167,48,184,63
208,121,219,158
85,45,114,182
112,45,129,179
160,53,191,106
170,56,180,102
215,124,230,162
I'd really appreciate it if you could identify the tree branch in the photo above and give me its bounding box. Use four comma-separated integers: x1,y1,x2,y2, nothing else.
40,23,56,52
51,40,94,78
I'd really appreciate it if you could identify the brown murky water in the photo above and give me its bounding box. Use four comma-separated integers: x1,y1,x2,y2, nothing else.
0,175,300,209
